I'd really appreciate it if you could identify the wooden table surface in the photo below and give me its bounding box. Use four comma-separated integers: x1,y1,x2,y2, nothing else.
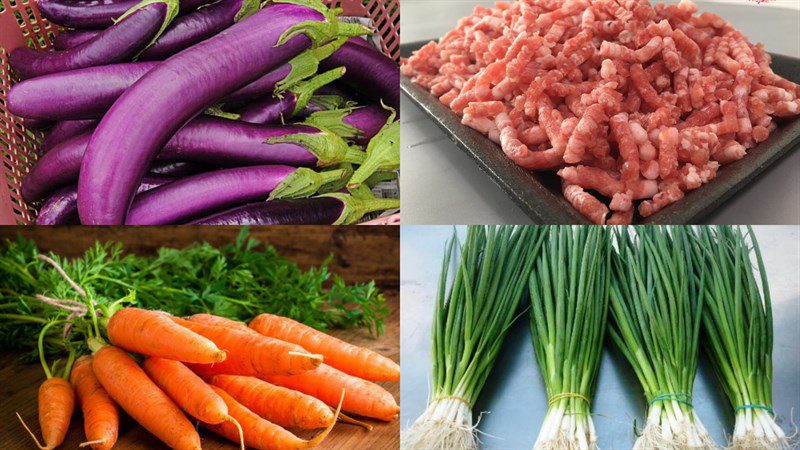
0,292,399,450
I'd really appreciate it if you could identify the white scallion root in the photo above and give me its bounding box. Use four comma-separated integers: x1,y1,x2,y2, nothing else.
401,398,477,450
533,403,597,450
729,408,790,450
633,401,718,450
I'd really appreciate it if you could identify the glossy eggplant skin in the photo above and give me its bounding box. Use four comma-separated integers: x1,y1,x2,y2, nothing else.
9,2,170,79
38,0,212,29
8,62,159,121
319,40,399,110
189,197,343,225
125,165,297,225
78,3,322,224
35,175,174,225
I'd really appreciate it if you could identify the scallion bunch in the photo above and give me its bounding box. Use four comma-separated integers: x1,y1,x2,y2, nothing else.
401,225,545,450
690,226,787,449
608,226,716,449
529,225,610,450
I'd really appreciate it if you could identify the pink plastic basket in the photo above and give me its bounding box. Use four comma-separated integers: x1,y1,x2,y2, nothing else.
0,0,399,225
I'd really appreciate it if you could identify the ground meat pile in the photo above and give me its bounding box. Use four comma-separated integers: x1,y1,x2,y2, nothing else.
401,0,800,224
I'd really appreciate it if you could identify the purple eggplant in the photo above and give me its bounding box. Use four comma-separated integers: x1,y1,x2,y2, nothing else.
158,116,359,166
53,29,99,50
236,66,345,124
8,62,159,121
39,119,97,154
35,175,173,225
220,38,345,107
147,161,212,177
189,192,399,225
37,0,213,29
304,104,390,144
139,0,260,60
78,1,368,224
319,39,399,110
10,0,178,79
125,165,348,225
23,116,361,202
22,117,52,130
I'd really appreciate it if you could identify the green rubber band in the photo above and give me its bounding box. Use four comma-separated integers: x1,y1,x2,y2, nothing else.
648,392,693,408
735,404,774,415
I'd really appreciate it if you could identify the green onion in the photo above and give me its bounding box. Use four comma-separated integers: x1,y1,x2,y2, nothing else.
608,226,716,449
689,226,786,449
401,226,545,450
529,225,610,449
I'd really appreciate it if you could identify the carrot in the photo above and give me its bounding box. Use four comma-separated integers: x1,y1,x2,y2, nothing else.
70,355,118,450
91,346,201,450
17,378,75,450
187,313,254,333
264,363,399,421
142,357,244,450
107,308,226,364
212,374,335,430
17,320,76,450
249,313,400,382
203,385,342,450
171,316,323,376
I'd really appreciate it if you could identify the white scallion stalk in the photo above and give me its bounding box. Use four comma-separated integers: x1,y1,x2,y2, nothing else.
609,226,718,450
529,226,610,450
690,226,788,450
401,226,545,450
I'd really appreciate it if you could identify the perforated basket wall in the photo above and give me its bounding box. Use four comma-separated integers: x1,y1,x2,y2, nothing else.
0,0,399,225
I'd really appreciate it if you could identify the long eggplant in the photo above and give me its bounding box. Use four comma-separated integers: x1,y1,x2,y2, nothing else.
303,104,390,144
36,175,173,225
10,0,178,79
10,41,344,121
78,0,368,224
38,0,213,28
235,66,345,124
188,192,398,225
139,0,259,60
8,62,159,121
39,120,98,155
319,39,399,109
53,29,99,50
125,165,348,225
22,116,361,202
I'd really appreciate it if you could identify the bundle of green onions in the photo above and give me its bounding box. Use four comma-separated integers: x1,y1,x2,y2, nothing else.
609,226,716,449
690,226,787,449
400,225,545,450
529,226,610,450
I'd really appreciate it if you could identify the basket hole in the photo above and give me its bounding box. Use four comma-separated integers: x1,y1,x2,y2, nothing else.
14,11,24,27
26,6,36,24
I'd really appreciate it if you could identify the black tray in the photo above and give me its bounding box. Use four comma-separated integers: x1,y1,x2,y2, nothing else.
401,41,800,224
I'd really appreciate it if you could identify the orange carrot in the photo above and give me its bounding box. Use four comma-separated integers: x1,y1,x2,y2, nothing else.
18,377,75,450
203,385,341,450
264,363,399,421
212,374,335,430
171,316,323,376
70,356,118,450
142,357,244,450
249,313,400,382
188,314,254,333
92,346,201,450
107,308,226,364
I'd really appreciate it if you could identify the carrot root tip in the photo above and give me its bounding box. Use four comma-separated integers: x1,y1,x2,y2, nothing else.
338,412,374,431
226,415,245,450
287,351,324,363
79,439,107,447
16,412,48,450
